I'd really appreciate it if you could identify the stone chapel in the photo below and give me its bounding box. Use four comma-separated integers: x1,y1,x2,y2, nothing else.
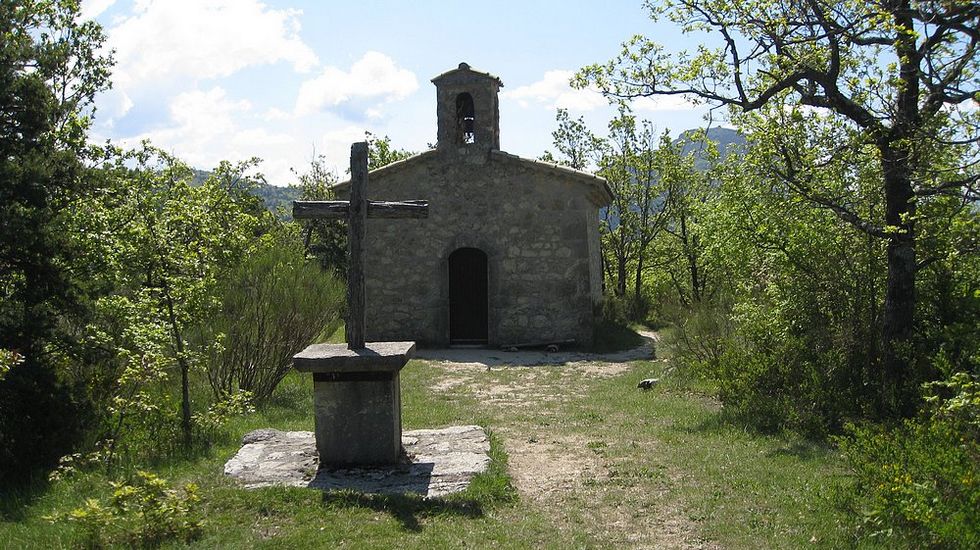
336,63,612,347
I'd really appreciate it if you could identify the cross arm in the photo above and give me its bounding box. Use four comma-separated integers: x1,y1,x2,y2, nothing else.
293,200,429,220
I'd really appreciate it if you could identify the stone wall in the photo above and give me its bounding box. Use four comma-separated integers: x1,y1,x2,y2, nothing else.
356,148,604,348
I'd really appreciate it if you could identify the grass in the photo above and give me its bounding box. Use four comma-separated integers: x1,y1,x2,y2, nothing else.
0,328,875,549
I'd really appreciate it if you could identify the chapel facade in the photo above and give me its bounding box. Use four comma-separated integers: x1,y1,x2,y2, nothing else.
339,63,612,347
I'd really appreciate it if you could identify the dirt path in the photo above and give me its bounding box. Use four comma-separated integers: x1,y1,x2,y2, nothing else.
415,331,721,549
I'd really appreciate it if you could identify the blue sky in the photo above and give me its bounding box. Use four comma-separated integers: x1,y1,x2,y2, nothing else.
82,0,710,186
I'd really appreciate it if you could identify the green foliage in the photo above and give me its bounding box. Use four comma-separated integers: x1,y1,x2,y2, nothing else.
660,297,733,376
0,0,112,485
676,103,976,433
0,348,22,382
295,132,416,277
366,131,414,170
48,471,202,548
0,358,91,488
545,108,717,320
838,371,980,548
200,226,344,401
578,0,980,418
293,154,347,276
191,391,255,445
61,144,272,466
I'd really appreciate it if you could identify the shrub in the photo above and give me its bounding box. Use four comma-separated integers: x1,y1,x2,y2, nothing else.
201,227,344,401
49,471,202,548
591,295,645,353
192,390,255,445
714,335,864,435
837,370,980,548
0,348,22,381
660,297,733,376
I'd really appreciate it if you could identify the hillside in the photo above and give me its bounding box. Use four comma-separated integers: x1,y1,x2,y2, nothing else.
191,169,301,216
678,127,747,170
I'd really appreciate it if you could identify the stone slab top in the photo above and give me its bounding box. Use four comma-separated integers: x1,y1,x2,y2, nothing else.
293,341,416,373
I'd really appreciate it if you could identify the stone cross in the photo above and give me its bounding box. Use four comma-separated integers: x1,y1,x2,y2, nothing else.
293,142,428,348
290,142,428,467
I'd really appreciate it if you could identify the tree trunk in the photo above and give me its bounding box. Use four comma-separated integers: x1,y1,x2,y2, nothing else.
879,1,919,416
634,253,644,303
634,252,645,318
163,288,193,446
880,147,917,416
616,253,628,297
179,355,191,447
679,211,702,303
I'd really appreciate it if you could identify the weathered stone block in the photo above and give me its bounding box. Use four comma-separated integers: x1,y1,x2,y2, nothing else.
293,341,414,466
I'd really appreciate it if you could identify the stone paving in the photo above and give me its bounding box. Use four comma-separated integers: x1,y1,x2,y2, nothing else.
224,425,490,498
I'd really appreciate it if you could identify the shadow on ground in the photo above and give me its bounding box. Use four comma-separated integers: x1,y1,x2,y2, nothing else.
414,329,658,368
321,490,483,532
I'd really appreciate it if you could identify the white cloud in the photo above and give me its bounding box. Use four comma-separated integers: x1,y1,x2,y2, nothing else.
120,88,375,187
295,51,418,116
95,87,134,126
107,0,317,89
169,87,250,131
80,0,117,20
504,69,698,113
502,70,607,112
126,87,257,168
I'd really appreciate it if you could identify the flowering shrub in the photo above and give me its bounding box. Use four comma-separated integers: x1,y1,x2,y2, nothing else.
838,370,980,548
48,471,202,548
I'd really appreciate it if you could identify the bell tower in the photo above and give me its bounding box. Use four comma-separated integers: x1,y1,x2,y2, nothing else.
432,63,503,152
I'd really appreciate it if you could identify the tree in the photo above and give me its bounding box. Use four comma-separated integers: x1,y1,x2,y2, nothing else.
69,145,267,450
0,0,112,483
366,131,414,170
200,227,344,402
656,130,720,306
545,108,700,317
540,108,606,171
579,0,980,414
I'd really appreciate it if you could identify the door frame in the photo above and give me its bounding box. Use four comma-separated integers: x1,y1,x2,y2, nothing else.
440,238,498,346
447,247,489,345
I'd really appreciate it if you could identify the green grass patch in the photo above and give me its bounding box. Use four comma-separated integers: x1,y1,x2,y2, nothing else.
1,345,882,548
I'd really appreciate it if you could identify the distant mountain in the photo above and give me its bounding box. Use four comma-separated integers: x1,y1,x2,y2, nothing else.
678,127,747,170
252,183,301,215
189,168,301,217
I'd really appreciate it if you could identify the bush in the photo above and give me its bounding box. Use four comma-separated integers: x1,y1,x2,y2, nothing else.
201,227,344,401
49,471,202,548
837,371,980,548
714,335,865,435
192,390,255,445
661,297,733,376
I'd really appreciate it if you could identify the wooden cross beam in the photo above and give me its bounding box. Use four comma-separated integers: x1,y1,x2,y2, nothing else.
293,142,428,350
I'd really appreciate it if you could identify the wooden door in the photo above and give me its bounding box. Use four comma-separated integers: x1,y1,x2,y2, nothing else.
449,248,488,344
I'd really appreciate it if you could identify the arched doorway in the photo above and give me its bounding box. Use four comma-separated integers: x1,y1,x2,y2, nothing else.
448,247,488,344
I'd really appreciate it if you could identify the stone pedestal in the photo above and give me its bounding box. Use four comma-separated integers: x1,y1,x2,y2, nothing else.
293,341,415,466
